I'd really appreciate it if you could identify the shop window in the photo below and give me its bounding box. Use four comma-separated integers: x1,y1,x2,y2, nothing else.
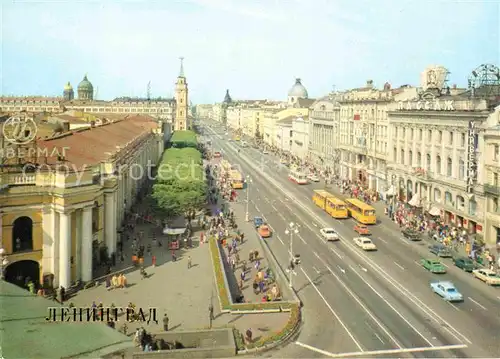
456,195,465,211
447,157,453,177
445,191,452,206
434,188,442,202
459,160,465,180
436,155,441,174
469,200,477,216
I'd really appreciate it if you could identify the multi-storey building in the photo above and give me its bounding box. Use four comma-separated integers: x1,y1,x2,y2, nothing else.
195,104,213,119
275,116,294,152
308,95,341,168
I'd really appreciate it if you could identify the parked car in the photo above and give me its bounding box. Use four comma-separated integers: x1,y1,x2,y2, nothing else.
258,225,271,238
320,228,340,241
402,228,422,241
308,174,320,182
354,224,371,235
430,281,464,302
429,244,452,258
472,269,500,286
453,257,475,272
354,237,377,251
253,216,264,228
421,258,447,274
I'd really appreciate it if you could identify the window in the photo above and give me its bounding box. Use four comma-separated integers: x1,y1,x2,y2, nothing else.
417,152,421,166
436,155,441,174
410,128,414,140
401,149,405,164
12,216,33,253
426,154,431,170
456,195,465,210
493,172,499,187
393,147,397,162
461,133,466,147
469,200,477,216
449,132,453,145
438,131,443,142
493,198,499,213
428,129,432,140
180,110,183,116
434,188,442,202
459,160,465,179
402,128,406,139
447,157,453,177
180,98,183,103
409,150,413,166
419,129,423,141
445,191,452,205
494,145,500,161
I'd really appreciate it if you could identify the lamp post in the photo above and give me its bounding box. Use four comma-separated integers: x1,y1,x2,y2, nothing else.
0,247,9,280
285,222,299,288
245,176,252,222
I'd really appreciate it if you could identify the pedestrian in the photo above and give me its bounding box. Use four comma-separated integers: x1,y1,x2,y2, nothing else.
152,255,156,267
187,256,192,269
163,314,169,331
209,303,215,321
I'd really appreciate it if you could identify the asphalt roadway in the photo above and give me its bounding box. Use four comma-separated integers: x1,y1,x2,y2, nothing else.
201,121,500,358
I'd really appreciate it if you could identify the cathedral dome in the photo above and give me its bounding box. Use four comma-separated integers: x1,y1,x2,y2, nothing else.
78,75,94,92
288,78,308,98
64,82,73,91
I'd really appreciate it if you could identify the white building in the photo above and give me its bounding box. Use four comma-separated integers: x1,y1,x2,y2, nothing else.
291,116,309,159
275,116,294,152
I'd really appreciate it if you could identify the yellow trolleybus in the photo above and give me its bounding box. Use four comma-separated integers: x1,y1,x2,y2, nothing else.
345,198,377,224
325,196,349,219
312,190,333,209
230,170,244,189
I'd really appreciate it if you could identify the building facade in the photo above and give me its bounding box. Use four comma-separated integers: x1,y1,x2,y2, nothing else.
0,115,165,289
291,117,309,159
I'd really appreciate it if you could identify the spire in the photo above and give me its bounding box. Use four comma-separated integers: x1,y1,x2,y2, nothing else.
179,57,185,77
223,89,232,103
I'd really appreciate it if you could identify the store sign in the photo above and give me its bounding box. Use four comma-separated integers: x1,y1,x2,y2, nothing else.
397,99,455,111
466,121,478,193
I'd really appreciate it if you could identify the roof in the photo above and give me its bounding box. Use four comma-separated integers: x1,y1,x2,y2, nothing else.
277,115,295,125
295,98,315,108
41,115,158,168
0,281,133,359
434,281,455,288
52,114,88,124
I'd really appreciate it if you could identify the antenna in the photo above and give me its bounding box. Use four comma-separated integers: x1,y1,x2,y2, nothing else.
147,81,151,101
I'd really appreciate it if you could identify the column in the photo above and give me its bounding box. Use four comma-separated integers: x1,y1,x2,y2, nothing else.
75,210,82,280
42,207,55,275
59,211,72,289
104,192,117,255
81,207,93,281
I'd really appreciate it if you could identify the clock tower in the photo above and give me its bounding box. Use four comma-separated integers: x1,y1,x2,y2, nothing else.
174,57,189,131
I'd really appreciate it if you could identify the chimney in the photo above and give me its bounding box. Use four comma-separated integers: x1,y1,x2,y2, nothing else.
62,121,70,132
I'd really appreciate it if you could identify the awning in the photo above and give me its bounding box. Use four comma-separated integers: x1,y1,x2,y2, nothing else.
386,186,396,197
428,206,441,217
408,193,422,207
163,227,187,235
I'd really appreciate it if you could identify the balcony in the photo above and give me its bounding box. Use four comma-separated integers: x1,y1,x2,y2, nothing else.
0,172,36,187
484,184,500,196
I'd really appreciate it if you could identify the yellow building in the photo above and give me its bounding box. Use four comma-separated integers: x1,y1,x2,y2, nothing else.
0,114,164,289
174,58,189,131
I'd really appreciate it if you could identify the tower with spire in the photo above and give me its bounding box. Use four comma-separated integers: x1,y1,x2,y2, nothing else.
174,57,189,131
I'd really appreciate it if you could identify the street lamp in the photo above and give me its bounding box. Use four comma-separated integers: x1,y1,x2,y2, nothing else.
0,247,9,280
284,222,299,288
245,176,253,222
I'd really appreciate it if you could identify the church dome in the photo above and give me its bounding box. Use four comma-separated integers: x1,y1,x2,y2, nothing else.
78,75,94,92
64,81,73,91
288,78,308,98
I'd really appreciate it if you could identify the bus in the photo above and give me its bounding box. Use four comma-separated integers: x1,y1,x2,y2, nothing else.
230,170,244,189
312,189,333,209
345,198,377,224
325,197,349,219
288,169,308,185
234,136,240,141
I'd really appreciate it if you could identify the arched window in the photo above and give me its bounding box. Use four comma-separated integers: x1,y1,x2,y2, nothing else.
434,188,442,202
409,150,413,166
12,216,33,253
456,195,465,210
436,155,441,174
426,154,431,171
447,157,453,177
445,191,452,205
458,159,465,180
417,152,421,166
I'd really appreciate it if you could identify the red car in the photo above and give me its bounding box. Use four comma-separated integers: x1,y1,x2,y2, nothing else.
354,224,371,235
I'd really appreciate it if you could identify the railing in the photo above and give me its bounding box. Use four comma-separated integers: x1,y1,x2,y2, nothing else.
484,184,500,196
0,173,36,186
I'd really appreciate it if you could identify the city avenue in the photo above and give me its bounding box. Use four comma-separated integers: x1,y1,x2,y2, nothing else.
202,121,500,358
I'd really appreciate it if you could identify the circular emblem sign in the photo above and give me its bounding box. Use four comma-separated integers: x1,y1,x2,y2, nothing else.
2,116,38,145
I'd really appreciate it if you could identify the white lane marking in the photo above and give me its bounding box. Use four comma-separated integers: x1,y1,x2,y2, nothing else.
447,302,460,311
360,266,368,272
255,205,260,212
300,268,364,352
348,265,434,346
271,204,278,211
298,234,307,244
393,262,405,270
277,235,284,245
256,187,260,192
312,222,318,227
468,297,487,310
337,265,346,274
414,261,421,266
262,215,267,221
329,247,344,259
313,251,320,259
294,342,468,358
365,321,385,344
312,266,321,274
315,256,402,348
217,132,471,345
377,236,388,244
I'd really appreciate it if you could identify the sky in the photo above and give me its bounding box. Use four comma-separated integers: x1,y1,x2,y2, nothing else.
1,0,499,104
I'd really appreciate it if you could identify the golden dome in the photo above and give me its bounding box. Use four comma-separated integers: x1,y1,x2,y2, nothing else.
64,81,73,91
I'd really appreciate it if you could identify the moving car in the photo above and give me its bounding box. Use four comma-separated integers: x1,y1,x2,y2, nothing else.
402,228,422,241
308,174,320,182
472,269,500,286
430,281,463,302
453,257,475,272
258,225,272,238
354,237,377,251
429,244,452,258
421,258,447,274
320,228,340,241
354,224,371,235
263,150,269,154
253,216,264,228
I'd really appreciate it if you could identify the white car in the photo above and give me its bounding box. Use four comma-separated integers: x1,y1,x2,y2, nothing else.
308,174,320,182
472,269,500,286
263,150,269,154
320,228,339,241
354,237,377,251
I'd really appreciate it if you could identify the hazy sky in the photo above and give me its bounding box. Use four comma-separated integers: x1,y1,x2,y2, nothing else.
2,0,499,103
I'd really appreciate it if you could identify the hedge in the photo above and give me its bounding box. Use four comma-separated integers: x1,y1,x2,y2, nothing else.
170,130,197,148
157,147,204,183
